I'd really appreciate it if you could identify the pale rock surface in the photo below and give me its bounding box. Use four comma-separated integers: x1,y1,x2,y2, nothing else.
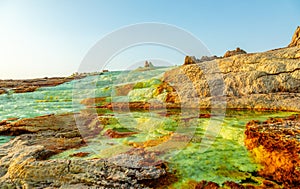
0,113,167,188
163,47,300,111
288,26,300,47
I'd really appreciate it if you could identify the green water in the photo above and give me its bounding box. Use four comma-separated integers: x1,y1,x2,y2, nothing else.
0,68,296,186
0,68,170,121
0,136,13,145
50,109,294,186
0,81,79,121
0,72,111,120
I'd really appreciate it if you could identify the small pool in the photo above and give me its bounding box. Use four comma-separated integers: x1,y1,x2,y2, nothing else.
50,109,296,187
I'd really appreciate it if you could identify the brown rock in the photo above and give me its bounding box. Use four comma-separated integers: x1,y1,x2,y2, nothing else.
0,75,85,95
14,86,38,93
288,26,300,47
128,134,171,148
104,129,138,138
144,61,154,68
69,152,90,157
80,97,106,106
245,115,300,187
199,114,211,118
199,55,219,62
184,56,197,65
103,101,152,110
223,181,245,189
185,180,220,189
0,136,166,188
139,172,178,189
100,101,180,110
0,120,6,126
144,60,150,67
223,47,247,57
0,113,103,139
6,117,19,121
0,113,167,188
154,81,179,104
114,83,135,96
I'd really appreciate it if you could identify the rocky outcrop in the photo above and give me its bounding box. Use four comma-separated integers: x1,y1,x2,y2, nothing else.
0,75,85,95
223,47,247,57
0,113,167,188
0,136,166,188
144,61,154,68
183,56,197,65
288,26,300,47
184,55,220,66
0,113,102,138
163,47,300,111
199,55,219,62
85,46,300,112
245,115,300,187
135,61,157,71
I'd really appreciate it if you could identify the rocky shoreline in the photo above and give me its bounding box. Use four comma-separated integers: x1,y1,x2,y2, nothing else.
0,113,168,188
1,110,299,188
0,27,299,188
0,74,87,95
162,46,300,111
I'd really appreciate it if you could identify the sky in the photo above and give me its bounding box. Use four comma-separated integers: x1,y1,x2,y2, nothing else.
0,0,299,79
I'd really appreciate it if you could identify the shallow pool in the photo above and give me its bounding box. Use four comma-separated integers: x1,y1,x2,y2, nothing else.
50,109,295,186
0,69,296,187
0,68,169,121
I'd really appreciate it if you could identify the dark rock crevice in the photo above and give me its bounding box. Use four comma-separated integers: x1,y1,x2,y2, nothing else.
256,67,300,79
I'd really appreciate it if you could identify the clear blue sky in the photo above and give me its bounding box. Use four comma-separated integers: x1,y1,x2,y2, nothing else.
0,0,299,79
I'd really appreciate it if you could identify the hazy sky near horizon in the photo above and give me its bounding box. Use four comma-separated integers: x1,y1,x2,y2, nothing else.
0,0,299,79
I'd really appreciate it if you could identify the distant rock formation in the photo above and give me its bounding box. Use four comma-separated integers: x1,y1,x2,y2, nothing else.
134,61,156,72
144,61,154,68
183,56,197,65
288,26,300,47
184,48,247,65
0,76,86,95
144,61,150,67
199,55,219,62
223,47,247,58
183,55,220,65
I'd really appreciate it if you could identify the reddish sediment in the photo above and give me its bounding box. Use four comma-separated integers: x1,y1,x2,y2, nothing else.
69,152,90,157
244,114,300,187
104,129,138,138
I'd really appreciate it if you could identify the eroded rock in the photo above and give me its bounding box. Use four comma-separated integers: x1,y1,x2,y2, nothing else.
288,26,300,47
223,47,247,57
184,56,197,65
0,75,85,95
245,115,300,187
104,129,138,138
0,112,168,188
163,47,300,111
